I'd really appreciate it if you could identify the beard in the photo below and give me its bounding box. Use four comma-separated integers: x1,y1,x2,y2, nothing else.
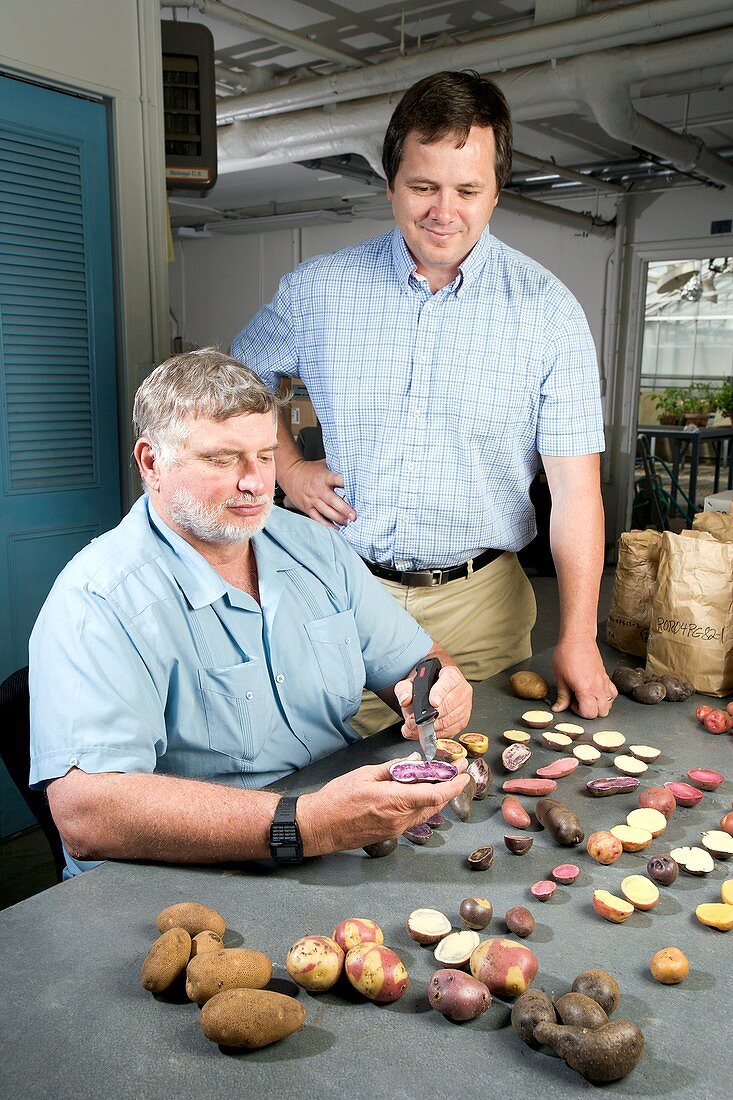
168,487,273,545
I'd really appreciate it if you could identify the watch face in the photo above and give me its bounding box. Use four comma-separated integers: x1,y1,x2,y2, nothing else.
276,844,300,862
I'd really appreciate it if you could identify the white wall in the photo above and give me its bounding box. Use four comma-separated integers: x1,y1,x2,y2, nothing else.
0,0,170,506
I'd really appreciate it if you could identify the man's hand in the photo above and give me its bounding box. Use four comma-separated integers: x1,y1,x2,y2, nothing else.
552,638,617,719
297,756,470,857
280,457,356,527
394,665,473,741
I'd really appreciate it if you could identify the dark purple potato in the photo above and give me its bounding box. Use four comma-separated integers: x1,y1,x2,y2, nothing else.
467,845,494,870
586,776,641,797
425,811,446,827
505,906,535,938
459,897,493,930
389,760,459,783
504,834,533,855
511,989,557,1047
403,823,433,845
428,969,492,1022
646,854,679,886
467,757,490,799
362,838,398,858
451,776,476,821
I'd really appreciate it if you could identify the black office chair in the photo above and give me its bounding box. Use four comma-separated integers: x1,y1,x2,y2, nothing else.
0,666,66,881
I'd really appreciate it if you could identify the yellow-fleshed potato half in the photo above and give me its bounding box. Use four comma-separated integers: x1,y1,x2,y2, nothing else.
695,903,733,932
721,879,733,906
200,988,306,1049
141,927,192,993
156,902,226,938
620,875,660,911
186,947,273,1004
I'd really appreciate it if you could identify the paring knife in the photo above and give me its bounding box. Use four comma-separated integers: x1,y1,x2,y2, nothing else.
412,657,441,761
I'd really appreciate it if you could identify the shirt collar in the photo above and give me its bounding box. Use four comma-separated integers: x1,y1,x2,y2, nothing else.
391,224,494,298
145,497,228,610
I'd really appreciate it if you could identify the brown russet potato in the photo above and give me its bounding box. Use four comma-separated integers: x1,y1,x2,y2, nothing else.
510,671,550,699
200,988,305,1049
511,988,556,1047
156,902,226,938
141,927,191,993
190,930,223,957
185,947,273,1004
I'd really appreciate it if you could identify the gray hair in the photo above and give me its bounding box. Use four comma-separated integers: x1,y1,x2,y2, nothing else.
133,348,282,460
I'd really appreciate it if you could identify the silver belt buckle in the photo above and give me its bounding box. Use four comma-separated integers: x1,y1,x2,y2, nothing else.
430,569,443,586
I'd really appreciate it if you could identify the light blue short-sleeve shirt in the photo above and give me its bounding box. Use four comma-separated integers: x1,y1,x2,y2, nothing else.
232,227,605,571
29,497,431,875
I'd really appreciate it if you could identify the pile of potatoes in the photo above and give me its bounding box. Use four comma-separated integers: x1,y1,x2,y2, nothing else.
140,902,305,1050
611,666,693,705
511,968,644,1084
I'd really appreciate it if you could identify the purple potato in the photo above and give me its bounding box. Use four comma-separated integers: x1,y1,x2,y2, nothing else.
428,968,492,1022
467,757,491,799
403,823,433,845
586,776,641,797
389,760,459,783
451,776,476,821
362,838,398,858
426,811,446,827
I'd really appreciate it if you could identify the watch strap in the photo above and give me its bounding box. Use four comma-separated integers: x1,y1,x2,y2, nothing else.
269,795,303,865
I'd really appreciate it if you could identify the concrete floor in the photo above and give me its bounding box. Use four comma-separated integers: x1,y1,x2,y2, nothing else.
0,568,616,912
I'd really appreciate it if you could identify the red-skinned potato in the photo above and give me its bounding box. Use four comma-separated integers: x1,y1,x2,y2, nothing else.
285,935,344,992
704,709,731,734
727,701,733,717
344,943,408,1003
469,937,538,998
332,918,384,954
696,705,713,724
637,786,676,820
427,969,492,1021
586,831,623,865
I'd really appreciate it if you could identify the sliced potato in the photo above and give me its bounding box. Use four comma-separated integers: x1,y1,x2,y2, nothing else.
522,710,554,729
593,731,626,752
614,754,647,776
695,903,733,931
628,744,661,762
626,807,667,837
610,824,653,852
620,874,659,910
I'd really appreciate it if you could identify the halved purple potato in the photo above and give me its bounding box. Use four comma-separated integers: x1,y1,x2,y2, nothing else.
586,776,640,797
403,823,433,845
389,760,459,783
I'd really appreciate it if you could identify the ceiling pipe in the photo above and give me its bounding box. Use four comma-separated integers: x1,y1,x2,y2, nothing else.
512,150,627,195
217,29,733,189
163,0,365,69
215,0,733,122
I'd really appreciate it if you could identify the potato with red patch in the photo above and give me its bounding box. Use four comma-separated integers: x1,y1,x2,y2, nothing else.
332,918,384,954
344,943,408,1003
286,935,344,992
469,938,538,997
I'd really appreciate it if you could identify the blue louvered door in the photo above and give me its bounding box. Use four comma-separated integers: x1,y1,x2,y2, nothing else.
0,74,121,835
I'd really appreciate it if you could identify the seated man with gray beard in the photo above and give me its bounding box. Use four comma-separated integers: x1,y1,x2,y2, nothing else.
29,349,471,877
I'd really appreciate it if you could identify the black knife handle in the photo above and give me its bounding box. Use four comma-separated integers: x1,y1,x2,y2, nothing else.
413,657,441,725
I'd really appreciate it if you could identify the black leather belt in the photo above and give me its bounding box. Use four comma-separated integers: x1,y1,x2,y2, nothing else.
364,547,503,587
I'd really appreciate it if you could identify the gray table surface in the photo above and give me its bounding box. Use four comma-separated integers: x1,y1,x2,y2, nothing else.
1,646,731,1100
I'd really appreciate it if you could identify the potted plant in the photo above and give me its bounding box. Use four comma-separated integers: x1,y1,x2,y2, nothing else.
649,387,687,425
716,380,733,423
650,384,716,427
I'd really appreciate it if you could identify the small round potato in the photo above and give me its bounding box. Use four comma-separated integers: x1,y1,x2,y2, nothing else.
650,947,689,984
286,935,344,992
332,918,384,954
510,671,550,700
344,943,408,1003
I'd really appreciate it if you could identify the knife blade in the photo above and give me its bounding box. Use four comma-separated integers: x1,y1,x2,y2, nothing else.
412,657,441,761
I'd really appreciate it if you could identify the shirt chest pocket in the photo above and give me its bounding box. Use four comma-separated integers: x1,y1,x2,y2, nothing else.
304,610,365,705
198,661,265,763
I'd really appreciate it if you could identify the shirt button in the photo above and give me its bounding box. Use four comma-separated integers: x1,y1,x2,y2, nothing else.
344,636,351,644
245,691,254,700
275,674,285,684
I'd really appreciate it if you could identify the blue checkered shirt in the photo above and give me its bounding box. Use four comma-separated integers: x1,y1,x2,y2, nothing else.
232,227,604,571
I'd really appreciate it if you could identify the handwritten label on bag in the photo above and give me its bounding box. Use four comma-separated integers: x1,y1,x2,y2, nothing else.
655,618,725,643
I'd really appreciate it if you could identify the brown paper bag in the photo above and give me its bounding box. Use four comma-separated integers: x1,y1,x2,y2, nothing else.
606,530,663,657
646,530,733,696
693,510,733,543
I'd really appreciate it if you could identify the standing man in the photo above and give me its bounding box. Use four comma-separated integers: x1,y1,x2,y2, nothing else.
232,70,616,728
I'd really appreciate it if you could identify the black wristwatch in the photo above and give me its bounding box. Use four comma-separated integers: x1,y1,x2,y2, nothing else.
269,796,303,865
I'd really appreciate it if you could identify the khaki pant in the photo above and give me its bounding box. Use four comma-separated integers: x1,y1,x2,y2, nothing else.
352,551,537,736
